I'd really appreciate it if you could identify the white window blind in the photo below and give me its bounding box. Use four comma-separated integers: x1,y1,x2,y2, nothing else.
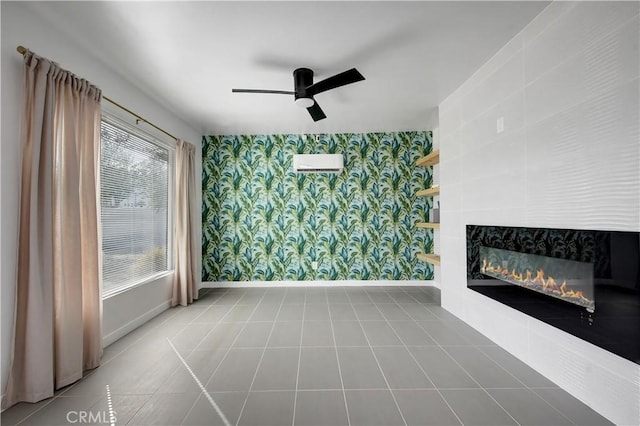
100,119,171,296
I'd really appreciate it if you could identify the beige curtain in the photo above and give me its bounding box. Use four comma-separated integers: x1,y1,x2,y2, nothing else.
3,50,102,409
172,140,198,306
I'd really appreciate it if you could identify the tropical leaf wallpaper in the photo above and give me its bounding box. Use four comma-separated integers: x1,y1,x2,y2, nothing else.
202,131,434,282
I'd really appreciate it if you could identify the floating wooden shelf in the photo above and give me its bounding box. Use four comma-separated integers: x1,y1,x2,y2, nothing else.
416,150,439,167
416,187,440,197
417,253,440,266
416,222,440,229
415,151,440,273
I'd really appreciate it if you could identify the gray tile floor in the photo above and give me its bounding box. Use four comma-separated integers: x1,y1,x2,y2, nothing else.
2,286,613,426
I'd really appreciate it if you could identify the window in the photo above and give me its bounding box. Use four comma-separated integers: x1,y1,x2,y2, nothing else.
100,117,173,296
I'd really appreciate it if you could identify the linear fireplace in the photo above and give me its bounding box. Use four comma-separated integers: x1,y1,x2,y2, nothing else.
467,225,640,365
479,246,595,311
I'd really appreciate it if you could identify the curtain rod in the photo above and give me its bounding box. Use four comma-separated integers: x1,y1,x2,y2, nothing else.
16,45,178,141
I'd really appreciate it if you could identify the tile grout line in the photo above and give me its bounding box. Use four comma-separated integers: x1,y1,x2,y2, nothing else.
429,320,572,426
164,288,245,424
235,290,289,425
158,287,236,359
528,388,587,426
291,289,307,426
388,287,468,426
474,346,578,426
393,287,531,426
168,290,239,356
201,386,552,393
180,288,269,425
442,344,525,426
221,291,270,426
12,288,233,426
12,399,56,425
394,289,524,426
396,287,542,426
327,289,352,426
409,288,573,426
171,290,239,356
347,289,408,426
167,338,232,426
191,290,257,353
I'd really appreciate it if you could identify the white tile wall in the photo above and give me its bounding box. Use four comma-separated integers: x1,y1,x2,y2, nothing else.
525,16,639,126
438,2,640,425
464,292,530,350
519,1,575,45
461,51,524,123
524,3,639,83
439,181,462,213
526,78,640,230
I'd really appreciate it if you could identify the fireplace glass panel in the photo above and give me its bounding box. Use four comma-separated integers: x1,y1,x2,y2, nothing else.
479,246,595,311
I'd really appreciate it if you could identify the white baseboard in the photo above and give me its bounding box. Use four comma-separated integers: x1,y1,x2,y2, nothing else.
102,300,171,347
201,280,437,288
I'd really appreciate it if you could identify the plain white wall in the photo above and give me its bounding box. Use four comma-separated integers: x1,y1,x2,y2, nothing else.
1,2,202,398
438,2,639,425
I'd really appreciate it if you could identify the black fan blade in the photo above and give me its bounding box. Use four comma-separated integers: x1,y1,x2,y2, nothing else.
307,101,326,122
232,89,295,95
306,68,364,96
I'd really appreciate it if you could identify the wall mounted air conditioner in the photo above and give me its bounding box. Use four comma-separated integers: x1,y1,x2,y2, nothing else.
293,154,343,173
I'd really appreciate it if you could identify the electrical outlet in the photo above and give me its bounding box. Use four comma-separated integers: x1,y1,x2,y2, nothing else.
311,261,318,270
496,117,504,134
315,135,320,142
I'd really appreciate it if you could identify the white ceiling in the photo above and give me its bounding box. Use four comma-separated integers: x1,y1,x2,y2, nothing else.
28,1,549,135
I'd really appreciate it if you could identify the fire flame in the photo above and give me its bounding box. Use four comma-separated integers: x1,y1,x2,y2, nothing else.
481,257,592,304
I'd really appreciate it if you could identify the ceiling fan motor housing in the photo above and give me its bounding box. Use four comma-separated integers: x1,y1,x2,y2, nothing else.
294,68,314,101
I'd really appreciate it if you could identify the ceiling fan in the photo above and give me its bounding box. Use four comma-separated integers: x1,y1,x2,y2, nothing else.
232,67,365,121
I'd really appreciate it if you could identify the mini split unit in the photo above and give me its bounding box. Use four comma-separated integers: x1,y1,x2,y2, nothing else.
292,154,343,173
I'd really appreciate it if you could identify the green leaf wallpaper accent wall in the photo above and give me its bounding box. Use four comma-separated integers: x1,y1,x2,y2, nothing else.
202,131,434,282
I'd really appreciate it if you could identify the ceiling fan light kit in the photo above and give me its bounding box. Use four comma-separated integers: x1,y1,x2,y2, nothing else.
294,97,315,108
232,67,365,121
